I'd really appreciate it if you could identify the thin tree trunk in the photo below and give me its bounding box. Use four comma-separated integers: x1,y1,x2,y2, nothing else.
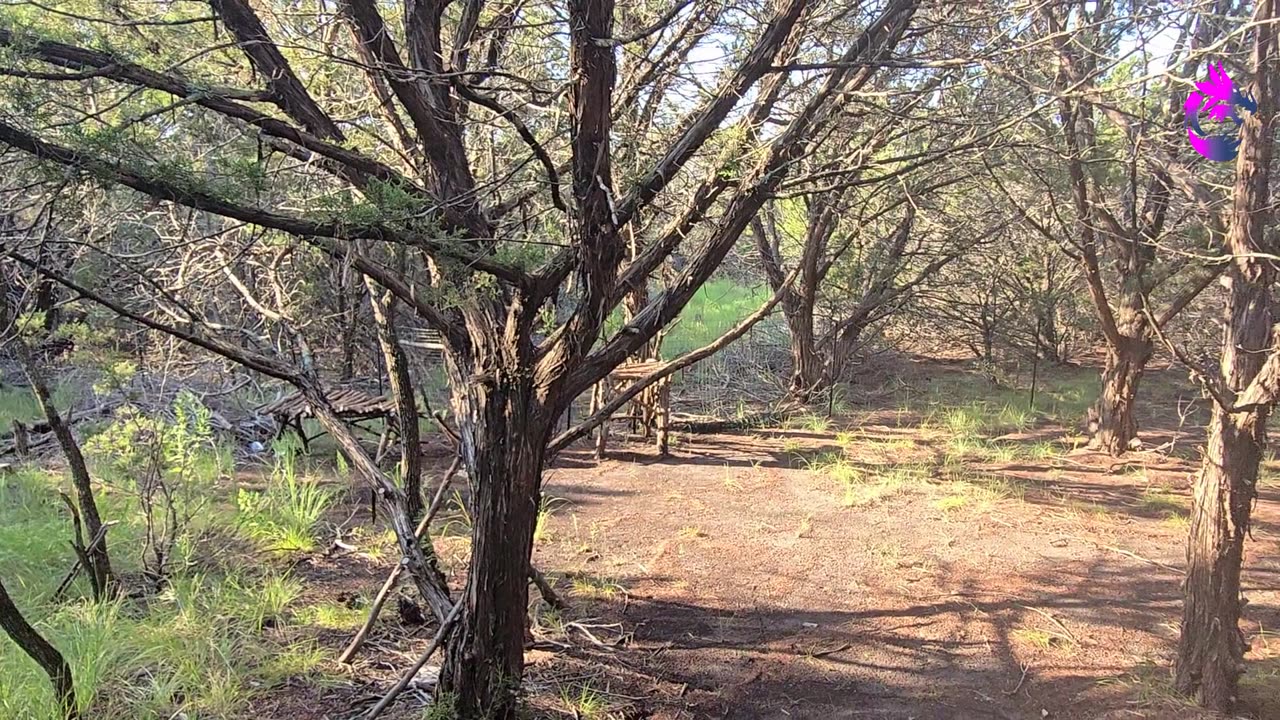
438,375,546,720
365,282,423,518
1176,4,1275,710
787,313,821,401
11,336,114,595
0,576,77,719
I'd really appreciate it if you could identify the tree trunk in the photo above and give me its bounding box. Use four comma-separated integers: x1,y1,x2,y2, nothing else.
1092,339,1151,456
0,576,77,719
365,283,423,519
787,312,821,401
11,336,114,594
439,373,546,719
1176,3,1275,708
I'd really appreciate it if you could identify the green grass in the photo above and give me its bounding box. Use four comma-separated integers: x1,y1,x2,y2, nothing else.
534,496,567,545
1139,489,1186,515
931,474,1020,514
0,415,350,720
560,685,609,719
893,367,1098,431
788,412,832,433
660,279,768,357
296,601,367,631
0,383,75,427
804,451,928,507
0,466,318,719
569,574,626,600
236,446,336,554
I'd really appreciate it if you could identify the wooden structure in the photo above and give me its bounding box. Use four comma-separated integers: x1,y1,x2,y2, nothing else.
258,385,395,451
590,360,672,458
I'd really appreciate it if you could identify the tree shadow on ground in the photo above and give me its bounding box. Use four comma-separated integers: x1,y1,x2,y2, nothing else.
532,557,1280,720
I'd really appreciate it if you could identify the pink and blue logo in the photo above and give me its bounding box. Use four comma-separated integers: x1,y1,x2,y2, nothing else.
1185,62,1258,162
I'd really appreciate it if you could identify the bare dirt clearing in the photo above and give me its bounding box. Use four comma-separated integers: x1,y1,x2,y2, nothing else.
253,361,1280,720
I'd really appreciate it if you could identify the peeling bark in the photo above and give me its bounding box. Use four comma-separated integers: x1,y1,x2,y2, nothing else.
1176,2,1276,710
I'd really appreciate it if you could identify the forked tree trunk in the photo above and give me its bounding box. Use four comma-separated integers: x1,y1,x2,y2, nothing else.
0,576,77,719
1176,4,1275,710
1092,339,1152,456
439,372,547,719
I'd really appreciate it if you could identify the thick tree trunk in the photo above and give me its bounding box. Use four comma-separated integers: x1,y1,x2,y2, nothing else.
1092,339,1151,456
439,374,546,719
0,576,77,719
787,312,821,401
1176,4,1275,710
1176,397,1263,710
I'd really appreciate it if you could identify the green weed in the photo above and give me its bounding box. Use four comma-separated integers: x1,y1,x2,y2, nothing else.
236,465,335,554
296,601,366,631
560,685,608,719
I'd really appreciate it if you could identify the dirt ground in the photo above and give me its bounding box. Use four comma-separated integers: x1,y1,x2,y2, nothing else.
254,359,1280,720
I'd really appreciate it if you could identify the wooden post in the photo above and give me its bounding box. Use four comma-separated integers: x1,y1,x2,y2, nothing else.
657,379,671,456
591,381,607,461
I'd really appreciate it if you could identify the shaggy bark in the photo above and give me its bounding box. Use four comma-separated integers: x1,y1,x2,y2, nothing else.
365,282,424,518
1176,1,1277,710
438,370,548,719
1092,284,1154,455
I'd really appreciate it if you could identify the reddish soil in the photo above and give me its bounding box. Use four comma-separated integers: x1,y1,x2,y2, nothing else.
252,361,1280,720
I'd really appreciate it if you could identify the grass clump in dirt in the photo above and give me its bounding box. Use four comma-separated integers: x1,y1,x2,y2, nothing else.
804,450,928,507
236,437,336,554
569,574,626,601
1012,626,1073,652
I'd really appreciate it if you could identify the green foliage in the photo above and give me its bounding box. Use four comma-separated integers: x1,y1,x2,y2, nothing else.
421,694,459,720
0,466,312,720
236,442,335,553
85,391,224,488
661,279,769,357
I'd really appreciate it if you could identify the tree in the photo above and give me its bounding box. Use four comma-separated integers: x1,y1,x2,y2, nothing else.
0,576,77,719
0,1,924,715
992,1,1236,455
1,262,115,599
753,175,987,400
1176,0,1278,710
918,231,1086,367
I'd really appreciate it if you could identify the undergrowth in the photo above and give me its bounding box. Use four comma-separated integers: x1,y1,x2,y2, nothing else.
0,404,332,718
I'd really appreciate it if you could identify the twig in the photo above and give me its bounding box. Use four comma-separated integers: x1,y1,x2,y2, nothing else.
529,565,566,610
1016,604,1077,644
1068,535,1182,573
362,599,462,720
51,522,116,602
339,456,461,664
1002,661,1031,695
